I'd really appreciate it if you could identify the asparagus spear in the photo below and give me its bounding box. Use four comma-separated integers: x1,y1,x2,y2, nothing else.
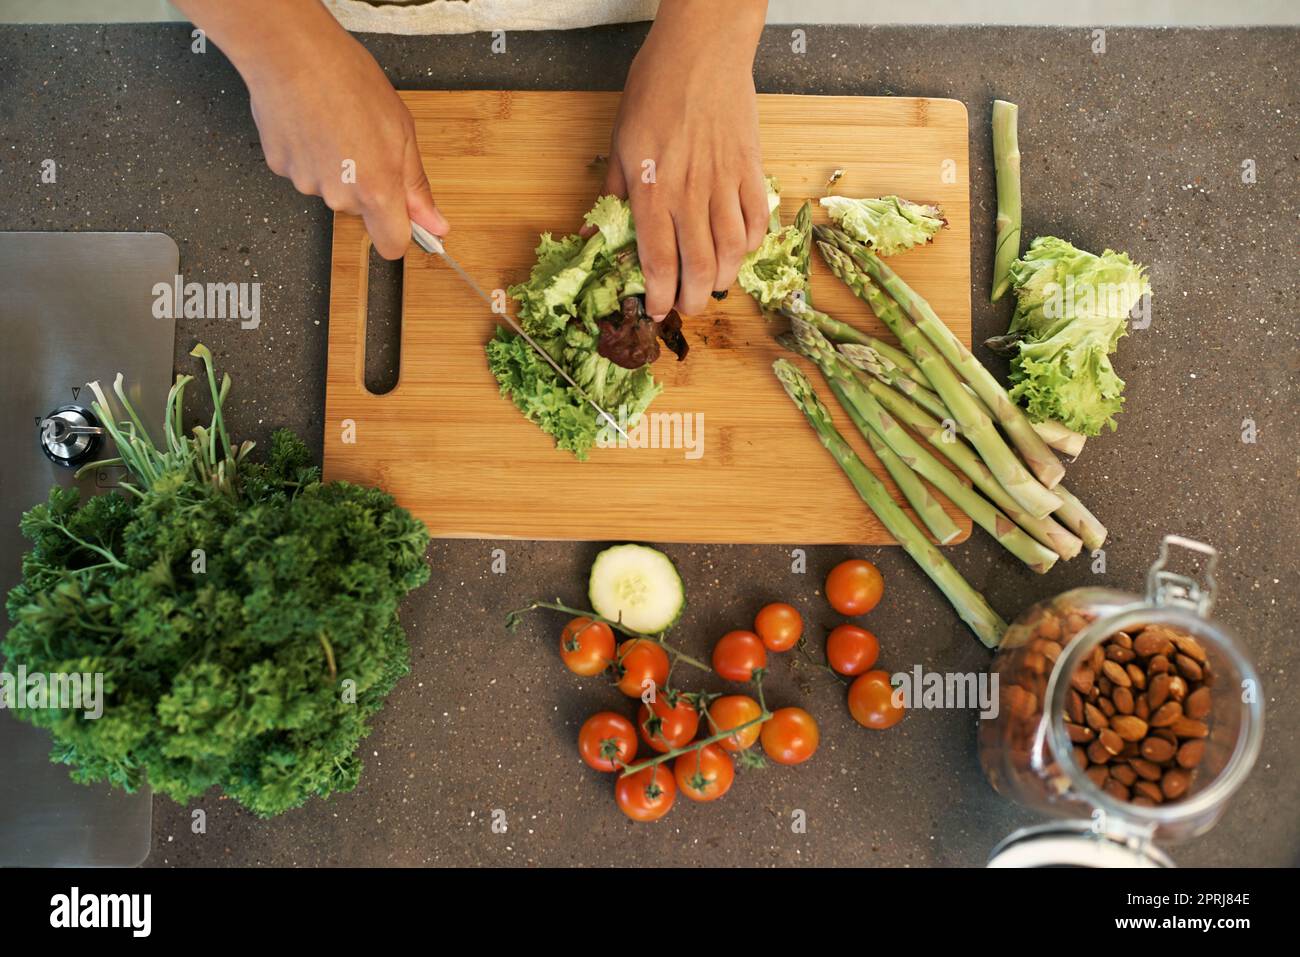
819,226,1066,493
841,340,952,422
816,241,1063,519
848,343,1087,458
991,100,1022,302
789,317,1059,573
794,199,814,299
773,359,1007,648
837,349,1084,561
1052,485,1108,550
1031,419,1087,458
777,296,926,385
828,379,962,545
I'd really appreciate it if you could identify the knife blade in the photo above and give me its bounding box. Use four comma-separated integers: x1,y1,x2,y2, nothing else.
410,221,629,442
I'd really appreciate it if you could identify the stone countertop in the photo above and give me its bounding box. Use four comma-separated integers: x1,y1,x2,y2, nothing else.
0,23,1295,867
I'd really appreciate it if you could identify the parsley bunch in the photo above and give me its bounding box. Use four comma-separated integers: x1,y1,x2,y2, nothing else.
3,346,430,816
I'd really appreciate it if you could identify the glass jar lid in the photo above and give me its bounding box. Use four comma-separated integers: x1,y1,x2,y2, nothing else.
988,822,1173,868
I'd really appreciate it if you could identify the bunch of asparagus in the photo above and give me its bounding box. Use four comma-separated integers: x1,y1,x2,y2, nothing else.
761,202,1107,648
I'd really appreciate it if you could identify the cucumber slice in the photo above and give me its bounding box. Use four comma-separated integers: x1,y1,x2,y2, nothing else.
588,544,685,635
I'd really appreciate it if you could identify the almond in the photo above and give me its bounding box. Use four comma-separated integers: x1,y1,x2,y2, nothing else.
1161,768,1191,800
1140,736,1177,763
1084,702,1109,731
1126,663,1147,690
1068,689,1085,724
1148,673,1172,708
1102,659,1132,688
1149,701,1183,728
1111,715,1148,742
1176,739,1205,769
1172,632,1208,663
1133,779,1164,803
1185,686,1211,720
1171,716,1209,739
1110,763,1137,787
1071,667,1095,696
1133,630,1166,657
1175,653,1203,682
1103,779,1131,802
1130,758,1163,781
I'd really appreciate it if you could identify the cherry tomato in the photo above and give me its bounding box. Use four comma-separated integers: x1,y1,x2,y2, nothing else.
615,639,670,698
559,617,616,676
826,624,880,676
578,711,638,772
760,707,819,765
615,765,676,822
637,694,700,753
754,602,803,652
848,669,906,729
712,630,768,682
706,694,764,752
825,559,884,616
674,744,735,802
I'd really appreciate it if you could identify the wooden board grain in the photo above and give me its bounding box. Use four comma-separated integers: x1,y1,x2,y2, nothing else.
324,91,971,544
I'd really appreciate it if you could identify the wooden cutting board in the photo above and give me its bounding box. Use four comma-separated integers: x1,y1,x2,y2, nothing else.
324,91,971,544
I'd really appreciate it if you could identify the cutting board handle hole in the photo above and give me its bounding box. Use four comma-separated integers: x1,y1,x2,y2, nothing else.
363,245,403,396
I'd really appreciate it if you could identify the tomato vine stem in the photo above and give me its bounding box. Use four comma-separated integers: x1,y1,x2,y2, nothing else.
506,599,710,672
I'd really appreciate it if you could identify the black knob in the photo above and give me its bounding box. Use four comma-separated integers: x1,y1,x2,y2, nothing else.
39,404,106,469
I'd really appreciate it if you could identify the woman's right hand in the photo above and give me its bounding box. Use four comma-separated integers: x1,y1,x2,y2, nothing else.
178,0,449,259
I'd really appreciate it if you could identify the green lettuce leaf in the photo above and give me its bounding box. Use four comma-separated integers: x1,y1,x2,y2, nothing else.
1005,236,1150,435
486,328,601,460
738,224,807,308
820,195,946,257
506,231,607,338
583,194,636,252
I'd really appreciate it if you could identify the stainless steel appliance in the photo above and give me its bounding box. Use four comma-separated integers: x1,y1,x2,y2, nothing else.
1,232,177,867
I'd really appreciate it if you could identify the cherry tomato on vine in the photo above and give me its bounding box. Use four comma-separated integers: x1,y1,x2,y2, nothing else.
674,744,735,802
706,694,764,752
615,639,670,698
578,711,638,772
825,559,884,616
615,765,676,822
754,602,803,652
637,694,700,753
559,617,616,676
760,707,819,765
826,624,880,676
712,630,767,682
848,670,906,729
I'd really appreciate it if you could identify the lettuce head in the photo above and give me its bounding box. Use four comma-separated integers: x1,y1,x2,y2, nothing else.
1003,236,1150,436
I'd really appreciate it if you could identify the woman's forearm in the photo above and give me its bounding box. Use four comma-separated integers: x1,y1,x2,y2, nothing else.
646,0,767,67
171,0,346,80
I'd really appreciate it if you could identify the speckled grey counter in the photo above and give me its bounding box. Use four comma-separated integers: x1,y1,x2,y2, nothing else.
0,24,1295,867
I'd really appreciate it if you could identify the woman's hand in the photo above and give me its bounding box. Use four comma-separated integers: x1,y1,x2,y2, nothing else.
604,1,768,318
176,0,448,259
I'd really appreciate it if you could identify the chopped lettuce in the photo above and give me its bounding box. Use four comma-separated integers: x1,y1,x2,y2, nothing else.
1004,236,1150,436
820,195,946,257
507,231,606,338
490,195,660,459
738,224,807,308
584,194,636,252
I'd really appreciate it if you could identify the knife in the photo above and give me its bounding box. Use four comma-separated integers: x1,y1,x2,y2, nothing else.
410,221,628,441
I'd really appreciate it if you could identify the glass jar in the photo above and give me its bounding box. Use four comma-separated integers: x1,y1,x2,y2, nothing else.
979,536,1264,866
